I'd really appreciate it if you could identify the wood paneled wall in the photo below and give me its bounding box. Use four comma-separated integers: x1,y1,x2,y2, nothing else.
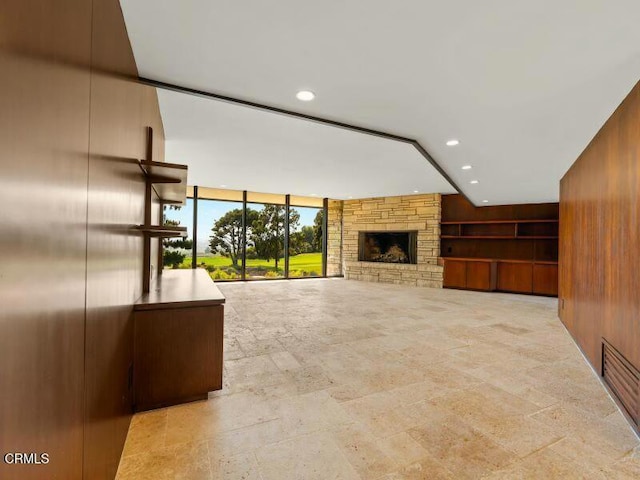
0,1,164,479
559,80,640,377
442,194,559,222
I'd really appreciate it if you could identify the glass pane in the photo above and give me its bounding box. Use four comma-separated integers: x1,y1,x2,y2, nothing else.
162,199,194,269
246,202,285,279
197,199,244,281
288,206,323,278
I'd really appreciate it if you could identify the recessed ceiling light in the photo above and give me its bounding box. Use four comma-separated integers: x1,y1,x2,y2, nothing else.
482,200,489,203
348,196,353,199
413,190,419,193
310,193,317,196
220,184,227,188
446,139,460,146
461,165,472,170
296,90,315,101
470,180,479,184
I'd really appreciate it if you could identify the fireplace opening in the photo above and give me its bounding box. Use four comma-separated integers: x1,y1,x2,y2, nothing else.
358,231,417,264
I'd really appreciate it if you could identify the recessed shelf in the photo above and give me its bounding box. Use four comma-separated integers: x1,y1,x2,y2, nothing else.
135,225,187,238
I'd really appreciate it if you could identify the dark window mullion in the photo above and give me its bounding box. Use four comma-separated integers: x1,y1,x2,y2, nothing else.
284,195,290,278
241,190,247,281
192,186,198,269
322,198,328,277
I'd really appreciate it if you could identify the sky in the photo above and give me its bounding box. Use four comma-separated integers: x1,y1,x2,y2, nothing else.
165,199,321,253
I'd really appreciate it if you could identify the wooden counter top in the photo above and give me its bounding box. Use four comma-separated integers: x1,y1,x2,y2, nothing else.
135,269,225,311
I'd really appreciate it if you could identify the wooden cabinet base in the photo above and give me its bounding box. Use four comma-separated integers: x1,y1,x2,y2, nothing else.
443,258,497,291
133,304,223,412
497,262,533,294
443,258,557,296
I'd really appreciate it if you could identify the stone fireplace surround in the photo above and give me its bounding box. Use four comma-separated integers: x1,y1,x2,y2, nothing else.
335,194,443,287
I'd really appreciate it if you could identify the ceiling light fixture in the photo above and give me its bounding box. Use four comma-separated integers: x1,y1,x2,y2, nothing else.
482,200,489,203
470,180,479,184
446,139,460,146
413,190,419,193
296,90,315,101
461,165,472,170
220,184,227,188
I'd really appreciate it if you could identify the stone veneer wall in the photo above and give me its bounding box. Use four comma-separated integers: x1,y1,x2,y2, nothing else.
326,200,344,276
342,194,443,287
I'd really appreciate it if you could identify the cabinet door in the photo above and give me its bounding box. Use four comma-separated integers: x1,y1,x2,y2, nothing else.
532,264,558,296
497,262,533,293
443,260,467,288
134,305,223,411
466,261,496,291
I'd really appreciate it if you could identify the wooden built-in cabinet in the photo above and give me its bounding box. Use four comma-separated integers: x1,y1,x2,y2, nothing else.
443,258,497,291
443,258,557,295
440,195,559,296
133,269,225,412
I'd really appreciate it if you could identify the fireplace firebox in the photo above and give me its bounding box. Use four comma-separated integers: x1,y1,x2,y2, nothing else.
358,231,417,264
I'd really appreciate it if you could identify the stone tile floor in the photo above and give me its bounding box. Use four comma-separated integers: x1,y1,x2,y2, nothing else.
116,279,639,479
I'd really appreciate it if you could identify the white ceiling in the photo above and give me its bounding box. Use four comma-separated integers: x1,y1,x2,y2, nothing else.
156,89,456,199
121,0,640,205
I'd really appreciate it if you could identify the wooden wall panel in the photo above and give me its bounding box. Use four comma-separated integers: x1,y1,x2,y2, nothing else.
442,194,558,222
0,1,92,479
1,1,165,479
83,1,165,479
560,80,640,376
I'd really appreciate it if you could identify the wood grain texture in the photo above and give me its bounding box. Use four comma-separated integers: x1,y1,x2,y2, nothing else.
560,79,640,378
533,264,558,296
0,1,92,479
0,1,166,478
442,194,559,222
443,259,466,288
134,305,224,412
466,260,497,291
497,261,533,294
136,269,225,311
83,1,166,478
441,194,559,296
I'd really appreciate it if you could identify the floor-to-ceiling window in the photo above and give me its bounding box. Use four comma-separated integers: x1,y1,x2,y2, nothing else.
162,198,194,269
178,188,327,281
288,203,323,277
245,192,286,280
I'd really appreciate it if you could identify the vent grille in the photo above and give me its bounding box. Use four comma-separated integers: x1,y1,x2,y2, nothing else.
602,340,639,427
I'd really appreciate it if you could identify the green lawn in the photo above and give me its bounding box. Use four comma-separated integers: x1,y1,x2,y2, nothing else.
180,252,323,280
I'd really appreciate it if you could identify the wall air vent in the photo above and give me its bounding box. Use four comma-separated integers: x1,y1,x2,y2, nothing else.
602,340,639,428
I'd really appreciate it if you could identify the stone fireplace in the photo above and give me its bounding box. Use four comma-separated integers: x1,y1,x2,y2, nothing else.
358,231,417,264
339,193,443,287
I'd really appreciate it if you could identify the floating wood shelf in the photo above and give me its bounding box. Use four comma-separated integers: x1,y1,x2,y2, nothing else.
139,160,188,205
440,219,558,225
441,235,558,240
136,225,187,238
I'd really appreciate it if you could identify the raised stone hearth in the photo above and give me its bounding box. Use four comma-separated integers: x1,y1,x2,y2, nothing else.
341,194,443,287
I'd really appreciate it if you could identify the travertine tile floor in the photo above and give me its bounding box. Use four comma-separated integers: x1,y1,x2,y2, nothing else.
117,279,639,479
